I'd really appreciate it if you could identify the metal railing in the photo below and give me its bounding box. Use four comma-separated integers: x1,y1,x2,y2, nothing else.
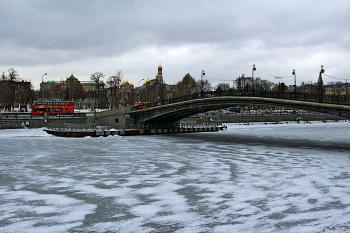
0,112,34,119
0,112,86,119
200,110,320,117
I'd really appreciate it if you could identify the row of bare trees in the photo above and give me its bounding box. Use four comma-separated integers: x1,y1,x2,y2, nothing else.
172,73,277,97
137,73,279,104
89,71,125,109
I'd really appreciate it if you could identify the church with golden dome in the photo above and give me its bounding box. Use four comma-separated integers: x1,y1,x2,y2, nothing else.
138,63,175,103
143,63,164,86
118,80,135,107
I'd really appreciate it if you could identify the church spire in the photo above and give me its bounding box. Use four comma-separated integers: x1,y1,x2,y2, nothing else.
157,62,163,83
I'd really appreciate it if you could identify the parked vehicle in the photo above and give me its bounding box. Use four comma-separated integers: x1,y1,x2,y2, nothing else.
31,101,74,116
132,102,155,110
226,107,241,113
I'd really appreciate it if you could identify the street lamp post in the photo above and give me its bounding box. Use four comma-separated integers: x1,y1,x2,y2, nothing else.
252,64,256,96
138,79,144,102
42,73,47,100
292,69,296,98
138,79,144,87
201,70,205,98
317,65,325,103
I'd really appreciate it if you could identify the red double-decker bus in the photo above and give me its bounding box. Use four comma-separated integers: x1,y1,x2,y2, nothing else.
132,102,154,110
31,101,74,116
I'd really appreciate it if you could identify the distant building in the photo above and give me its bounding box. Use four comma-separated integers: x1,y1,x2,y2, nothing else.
0,79,33,111
40,74,97,93
138,63,176,103
325,82,350,95
118,81,135,107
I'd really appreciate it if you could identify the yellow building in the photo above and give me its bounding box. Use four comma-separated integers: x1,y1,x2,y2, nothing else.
325,83,350,95
40,74,97,93
118,81,135,107
40,74,97,101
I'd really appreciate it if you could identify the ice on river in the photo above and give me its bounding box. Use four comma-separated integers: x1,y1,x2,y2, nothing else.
0,121,350,232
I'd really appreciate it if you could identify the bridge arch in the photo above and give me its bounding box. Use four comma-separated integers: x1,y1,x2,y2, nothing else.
131,96,350,124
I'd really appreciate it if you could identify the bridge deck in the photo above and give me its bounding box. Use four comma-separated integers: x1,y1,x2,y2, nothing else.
95,91,350,128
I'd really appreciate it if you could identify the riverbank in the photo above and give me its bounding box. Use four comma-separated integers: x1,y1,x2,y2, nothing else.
186,112,342,124
0,110,342,130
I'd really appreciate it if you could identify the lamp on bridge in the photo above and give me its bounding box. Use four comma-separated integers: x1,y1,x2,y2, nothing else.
292,69,296,96
252,64,256,96
201,70,205,98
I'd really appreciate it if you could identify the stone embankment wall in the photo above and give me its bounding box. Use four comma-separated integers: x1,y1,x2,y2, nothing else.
190,114,342,124
0,112,343,129
0,118,90,129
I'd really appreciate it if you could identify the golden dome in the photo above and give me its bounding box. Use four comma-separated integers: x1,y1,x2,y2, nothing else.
120,83,126,87
125,81,130,85
66,73,78,81
156,75,158,77
158,62,162,69
129,83,134,87
146,78,150,83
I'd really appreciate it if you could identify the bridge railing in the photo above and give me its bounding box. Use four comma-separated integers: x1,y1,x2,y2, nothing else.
156,90,349,106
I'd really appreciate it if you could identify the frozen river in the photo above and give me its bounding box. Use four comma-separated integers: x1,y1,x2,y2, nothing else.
0,121,350,232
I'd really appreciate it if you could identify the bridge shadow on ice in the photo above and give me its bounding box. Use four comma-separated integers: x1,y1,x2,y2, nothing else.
162,129,350,152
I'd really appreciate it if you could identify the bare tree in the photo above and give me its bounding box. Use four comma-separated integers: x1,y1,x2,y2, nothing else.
2,68,20,110
176,73,198,96
65,80,86,102
7,68,19,82
277,82,287,92
196,79,212,92
256,78,275,91
90,72,105,109
106,70,123,108
0,72,9,110
216,82,230,91
235,76,244,90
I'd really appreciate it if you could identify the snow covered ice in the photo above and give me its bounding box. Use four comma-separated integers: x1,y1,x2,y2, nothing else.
0,121,350,232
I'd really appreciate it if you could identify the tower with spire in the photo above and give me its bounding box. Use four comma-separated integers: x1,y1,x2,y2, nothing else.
156,62,163,84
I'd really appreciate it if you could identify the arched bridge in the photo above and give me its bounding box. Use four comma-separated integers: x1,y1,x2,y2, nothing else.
132,96,350,124
95,91,350,127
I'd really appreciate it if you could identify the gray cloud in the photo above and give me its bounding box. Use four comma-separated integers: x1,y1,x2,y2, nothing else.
1,0,349,88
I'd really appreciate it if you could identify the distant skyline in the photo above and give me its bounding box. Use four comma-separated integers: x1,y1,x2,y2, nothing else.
1,0,349,89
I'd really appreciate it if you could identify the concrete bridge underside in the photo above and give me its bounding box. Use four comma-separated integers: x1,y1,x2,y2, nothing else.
131,96,350,124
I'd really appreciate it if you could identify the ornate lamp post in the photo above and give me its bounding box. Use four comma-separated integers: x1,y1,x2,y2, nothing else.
138,78,144,102
292,69,296,98
201,70,205,98
252,64,256,96
317,65,325,103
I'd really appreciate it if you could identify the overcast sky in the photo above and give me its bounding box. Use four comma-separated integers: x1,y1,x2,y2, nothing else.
1,0,349,89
